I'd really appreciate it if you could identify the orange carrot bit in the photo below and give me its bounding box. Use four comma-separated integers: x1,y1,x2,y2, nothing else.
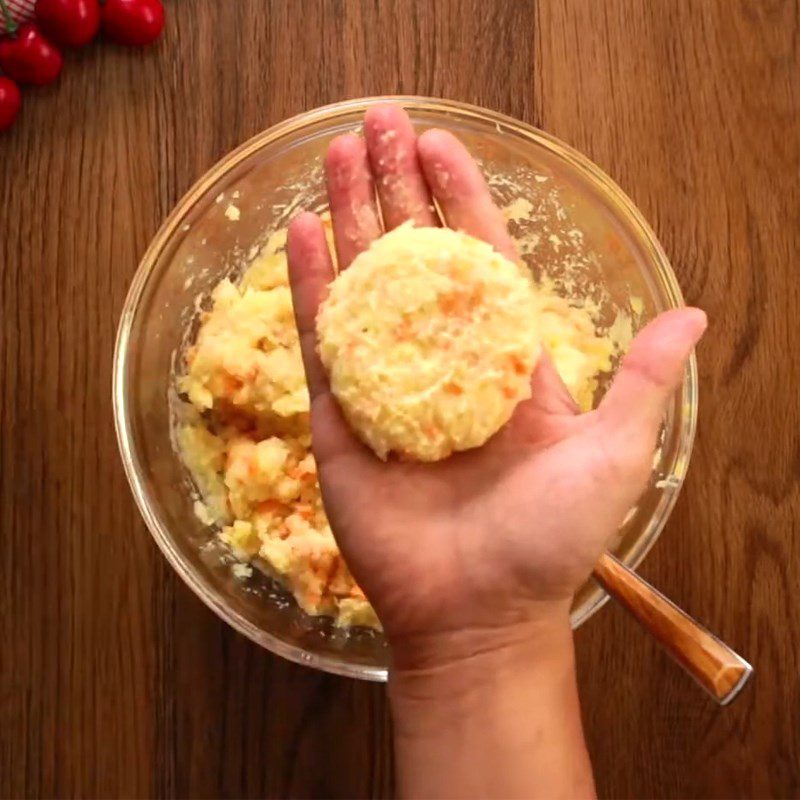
468,284,485,310
509,355,527,375
395,317,413,340
444,382,463,395
502,385,516,399
257,499,284,514
221,373,244,396
286,466,314,482
438,291,469,316
422,422,439,439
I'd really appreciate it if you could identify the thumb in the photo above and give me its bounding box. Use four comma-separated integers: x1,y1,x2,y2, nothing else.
287,212,364,465
286,212,336,401
599,308,706,446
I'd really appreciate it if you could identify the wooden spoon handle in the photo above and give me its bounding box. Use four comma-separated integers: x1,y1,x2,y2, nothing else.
593,552,752,705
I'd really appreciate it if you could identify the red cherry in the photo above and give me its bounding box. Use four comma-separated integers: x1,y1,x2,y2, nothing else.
0,23,63,85
35,0,101,47
101,0,164,47
0,76,22,130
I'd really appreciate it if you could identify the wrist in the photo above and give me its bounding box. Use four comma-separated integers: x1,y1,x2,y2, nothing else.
389,600,573,674
389,604,575,710
389,608,596,799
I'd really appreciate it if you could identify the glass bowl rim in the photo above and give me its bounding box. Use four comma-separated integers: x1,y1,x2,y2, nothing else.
113,94,698,682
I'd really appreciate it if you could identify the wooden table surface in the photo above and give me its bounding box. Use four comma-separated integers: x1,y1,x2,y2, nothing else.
2,1,798,797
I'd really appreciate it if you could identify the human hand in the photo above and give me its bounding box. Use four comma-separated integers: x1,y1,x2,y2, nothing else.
287,105,706,662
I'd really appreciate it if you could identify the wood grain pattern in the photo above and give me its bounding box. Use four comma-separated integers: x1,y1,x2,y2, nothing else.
593,553,752,705
1,0,797,797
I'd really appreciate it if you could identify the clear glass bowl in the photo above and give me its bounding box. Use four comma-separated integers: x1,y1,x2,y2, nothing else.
113,96,697,681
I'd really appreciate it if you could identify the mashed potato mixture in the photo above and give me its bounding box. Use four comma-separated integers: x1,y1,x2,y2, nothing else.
318,226,541,461
178,217,617,629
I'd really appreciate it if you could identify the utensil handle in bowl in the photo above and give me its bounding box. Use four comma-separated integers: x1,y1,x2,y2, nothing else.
593,552,752,705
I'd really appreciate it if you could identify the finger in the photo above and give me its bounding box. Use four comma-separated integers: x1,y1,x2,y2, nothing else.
287,212,336,401
325,134,382,268
364,104,439,229
287,212,364,462
599,308,707,443
417,128,517,261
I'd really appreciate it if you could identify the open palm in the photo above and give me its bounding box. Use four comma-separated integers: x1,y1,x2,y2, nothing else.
287,105,705,647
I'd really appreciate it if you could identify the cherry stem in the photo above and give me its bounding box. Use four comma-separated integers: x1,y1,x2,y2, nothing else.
0,0,17,37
